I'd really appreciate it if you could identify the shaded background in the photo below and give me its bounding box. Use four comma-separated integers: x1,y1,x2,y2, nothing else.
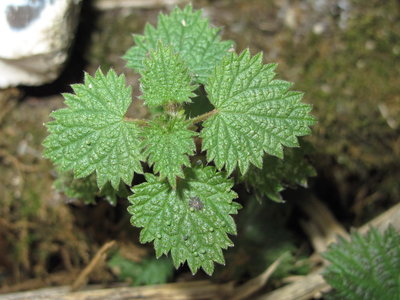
0,0,399,295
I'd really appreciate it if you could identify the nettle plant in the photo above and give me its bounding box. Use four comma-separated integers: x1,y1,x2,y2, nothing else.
43,5,316,275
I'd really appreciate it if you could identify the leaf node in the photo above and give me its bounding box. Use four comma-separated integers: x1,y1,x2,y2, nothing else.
140,43,197,107
142,115,197,187
123,4,233,84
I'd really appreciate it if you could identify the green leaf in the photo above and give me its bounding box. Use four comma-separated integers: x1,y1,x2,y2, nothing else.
142,115,197,187
244,142,316,202
127,165,240,275
323,227,400,300
54,171,98,204
108,252,174,286
140,43,197,107
54,171,129,206
43,69,143,189
99,181,130,206
123,4,233,84
201,50,316,175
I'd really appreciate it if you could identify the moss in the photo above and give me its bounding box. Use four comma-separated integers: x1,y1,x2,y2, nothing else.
278,0,400,215
197,0,400,215
0,94,91,284
86,9,157,72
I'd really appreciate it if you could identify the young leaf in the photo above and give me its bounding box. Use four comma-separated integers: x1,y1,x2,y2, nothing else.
108,252,174,286
54,171,129,206
100,181,130,206
244,143,316,202
323,227,400,300
127,165,240,275
140,43,197,107
142,115,197,187
123,4,233,84
43,69,143,189
201,50,316,175
54,171,98,205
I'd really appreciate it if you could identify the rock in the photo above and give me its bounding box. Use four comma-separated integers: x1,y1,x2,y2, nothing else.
0,0,82,88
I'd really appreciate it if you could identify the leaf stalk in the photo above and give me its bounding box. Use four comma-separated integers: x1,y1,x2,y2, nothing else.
125,117,149,126
190,109,218,125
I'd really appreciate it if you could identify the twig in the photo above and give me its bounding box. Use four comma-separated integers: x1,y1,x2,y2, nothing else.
0,270,81,294
231,254,285,300
1,280,234,300
70,241,116,292
358,202,400,234
256,271,328,300
299,195,348,253
94,0,188,10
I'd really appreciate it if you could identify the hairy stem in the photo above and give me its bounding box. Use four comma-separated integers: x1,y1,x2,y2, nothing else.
190,109,218,125
124,117,149,126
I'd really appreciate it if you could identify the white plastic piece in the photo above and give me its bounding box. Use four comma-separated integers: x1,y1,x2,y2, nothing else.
0,0,82,87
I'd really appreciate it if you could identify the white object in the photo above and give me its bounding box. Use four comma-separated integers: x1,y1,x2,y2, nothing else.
0,0,81,87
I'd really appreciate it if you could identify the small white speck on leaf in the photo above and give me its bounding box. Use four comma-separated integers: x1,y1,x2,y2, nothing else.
189,196,204,211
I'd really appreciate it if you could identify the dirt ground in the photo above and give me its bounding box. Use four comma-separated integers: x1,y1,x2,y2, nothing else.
0,0,399,296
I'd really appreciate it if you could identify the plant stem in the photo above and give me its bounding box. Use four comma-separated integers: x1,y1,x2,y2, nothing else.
190,109,218,125
124,117,149,126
